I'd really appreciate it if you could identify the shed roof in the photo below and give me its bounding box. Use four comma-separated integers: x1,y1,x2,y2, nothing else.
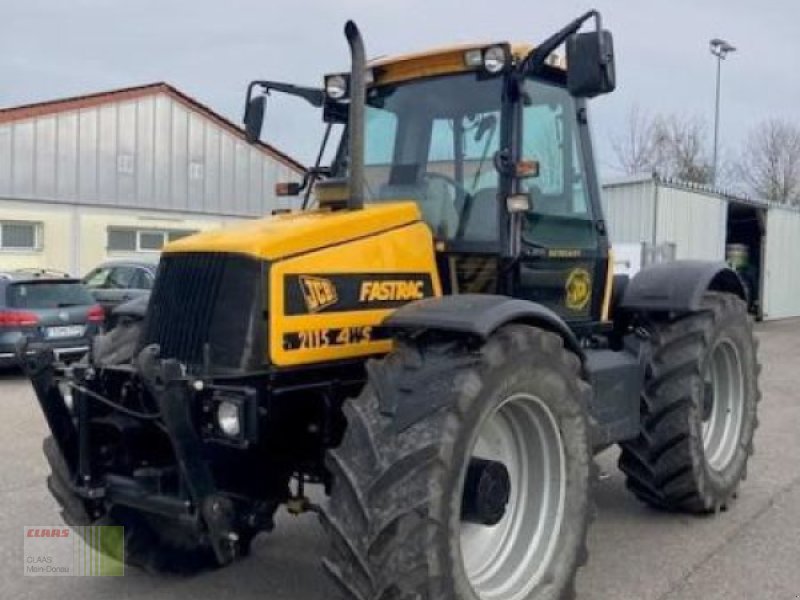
0,82,305,174
603,172,800,214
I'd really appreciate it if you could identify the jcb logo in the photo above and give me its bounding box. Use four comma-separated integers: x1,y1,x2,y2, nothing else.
299,276,338,313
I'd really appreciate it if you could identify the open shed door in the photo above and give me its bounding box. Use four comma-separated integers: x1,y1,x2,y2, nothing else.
762,207,800,320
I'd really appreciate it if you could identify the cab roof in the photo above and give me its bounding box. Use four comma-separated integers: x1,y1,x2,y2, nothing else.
364,42,564,86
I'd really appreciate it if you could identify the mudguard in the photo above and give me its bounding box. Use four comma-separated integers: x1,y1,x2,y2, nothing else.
383,294,583,359
619,260,746,313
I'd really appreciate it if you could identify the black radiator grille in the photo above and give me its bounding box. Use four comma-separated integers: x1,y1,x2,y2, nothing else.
142,252,266,372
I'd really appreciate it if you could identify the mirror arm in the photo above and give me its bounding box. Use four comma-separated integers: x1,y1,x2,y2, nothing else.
518,9,600,75
302,123,334,210
245,80,325,113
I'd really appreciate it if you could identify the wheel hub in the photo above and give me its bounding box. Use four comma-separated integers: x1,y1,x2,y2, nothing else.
461,458,511,526
460,392,566,600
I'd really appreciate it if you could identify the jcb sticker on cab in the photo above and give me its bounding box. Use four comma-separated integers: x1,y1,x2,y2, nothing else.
565,268,592,311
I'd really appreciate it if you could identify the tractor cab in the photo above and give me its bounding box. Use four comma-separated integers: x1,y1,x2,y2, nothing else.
245,13,616,328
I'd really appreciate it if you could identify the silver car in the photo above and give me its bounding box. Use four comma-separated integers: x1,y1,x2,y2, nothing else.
83,259,157,317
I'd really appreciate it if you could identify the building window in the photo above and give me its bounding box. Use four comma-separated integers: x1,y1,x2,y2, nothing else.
117,154,135,174
189,161,204,180
0,221,41,251
139,231,164,251
167,230,194,242
107,229,136,252
107,227,198,253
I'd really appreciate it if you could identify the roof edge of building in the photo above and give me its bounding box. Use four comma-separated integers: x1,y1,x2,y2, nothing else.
601,173,657,188
603,172,800,214
0,82,306,175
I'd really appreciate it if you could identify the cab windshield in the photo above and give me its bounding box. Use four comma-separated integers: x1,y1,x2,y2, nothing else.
336,71,595,249
358,73,503,242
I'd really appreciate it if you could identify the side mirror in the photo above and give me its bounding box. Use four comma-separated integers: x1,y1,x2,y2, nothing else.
244,95,267,143
566,30,616,98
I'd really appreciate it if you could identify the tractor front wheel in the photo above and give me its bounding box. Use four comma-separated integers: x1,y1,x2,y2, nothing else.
321,324,592,600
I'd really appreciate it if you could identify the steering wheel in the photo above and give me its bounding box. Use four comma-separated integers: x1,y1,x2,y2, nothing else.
422,171,465,201
421,172,478,238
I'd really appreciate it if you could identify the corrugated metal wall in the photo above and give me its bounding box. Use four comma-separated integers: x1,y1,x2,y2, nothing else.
601,178,656,245
0,92,300,217
653,186,727,261
603,177,800,320
763,207,800,320
601,178,726,261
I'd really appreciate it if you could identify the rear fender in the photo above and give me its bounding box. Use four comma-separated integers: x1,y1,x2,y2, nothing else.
619,260,746,313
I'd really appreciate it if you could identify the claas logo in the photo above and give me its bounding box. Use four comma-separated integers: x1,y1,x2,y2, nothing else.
299,276,338,313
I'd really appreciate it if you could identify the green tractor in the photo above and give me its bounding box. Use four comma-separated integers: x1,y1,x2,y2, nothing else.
25,11,759,600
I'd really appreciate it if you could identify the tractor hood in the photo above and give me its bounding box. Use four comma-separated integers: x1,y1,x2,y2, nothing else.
164,202,421,261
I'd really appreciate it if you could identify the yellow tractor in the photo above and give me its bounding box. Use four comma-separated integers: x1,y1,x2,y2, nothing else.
26,11,760,600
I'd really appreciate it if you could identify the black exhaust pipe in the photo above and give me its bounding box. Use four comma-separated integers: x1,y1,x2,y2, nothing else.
344,20,365,210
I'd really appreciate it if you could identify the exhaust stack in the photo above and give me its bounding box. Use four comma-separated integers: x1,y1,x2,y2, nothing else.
344,20,366,210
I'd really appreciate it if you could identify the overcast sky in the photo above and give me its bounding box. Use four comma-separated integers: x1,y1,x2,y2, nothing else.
3,0,797,176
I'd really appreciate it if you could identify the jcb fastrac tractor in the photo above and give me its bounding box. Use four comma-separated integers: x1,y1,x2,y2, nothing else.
25,11,760,600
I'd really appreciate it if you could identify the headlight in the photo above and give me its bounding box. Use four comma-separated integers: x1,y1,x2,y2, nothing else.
483,46,507,74
325,74,348,100
58,380,74,412
202,387,258,447
216,400,241,438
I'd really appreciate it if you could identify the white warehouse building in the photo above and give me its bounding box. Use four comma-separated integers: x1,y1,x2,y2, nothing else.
0,83,304,276
602,174,800,321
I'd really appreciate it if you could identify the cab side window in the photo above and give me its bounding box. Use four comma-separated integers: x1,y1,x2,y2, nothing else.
520,79,595,249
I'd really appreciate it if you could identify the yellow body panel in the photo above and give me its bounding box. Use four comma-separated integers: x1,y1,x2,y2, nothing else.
164,203,421,261
371,44,492,85
601,249,615,322
269,220,441,366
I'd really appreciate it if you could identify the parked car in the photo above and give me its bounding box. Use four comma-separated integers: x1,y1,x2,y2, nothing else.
0,271,104,368
83,260,157,317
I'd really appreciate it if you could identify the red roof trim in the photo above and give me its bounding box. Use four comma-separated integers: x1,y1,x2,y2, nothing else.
0,82,305,174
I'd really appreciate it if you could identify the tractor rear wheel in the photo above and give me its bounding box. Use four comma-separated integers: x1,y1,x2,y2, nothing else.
321,324,592,600
619,291,760,512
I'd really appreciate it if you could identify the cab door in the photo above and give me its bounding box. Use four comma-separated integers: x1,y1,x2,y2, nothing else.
512,77,609,324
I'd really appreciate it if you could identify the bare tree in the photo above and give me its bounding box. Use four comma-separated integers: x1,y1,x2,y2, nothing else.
737,119,800,205
611,107,712,184
660,114,712,184
610,105,663,175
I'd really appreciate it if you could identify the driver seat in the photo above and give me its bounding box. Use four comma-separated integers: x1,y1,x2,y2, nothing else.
378,179,459,238
457,187,498,242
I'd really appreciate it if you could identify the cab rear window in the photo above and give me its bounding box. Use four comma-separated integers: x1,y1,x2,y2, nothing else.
7,282,94,309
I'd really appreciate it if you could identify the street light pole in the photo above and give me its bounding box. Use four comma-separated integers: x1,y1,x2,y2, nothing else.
710,38,736,186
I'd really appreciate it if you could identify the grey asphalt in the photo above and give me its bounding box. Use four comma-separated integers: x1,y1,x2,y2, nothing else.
1,320,799,600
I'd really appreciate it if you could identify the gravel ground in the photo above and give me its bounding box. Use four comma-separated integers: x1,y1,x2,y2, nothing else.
1,319,799,599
